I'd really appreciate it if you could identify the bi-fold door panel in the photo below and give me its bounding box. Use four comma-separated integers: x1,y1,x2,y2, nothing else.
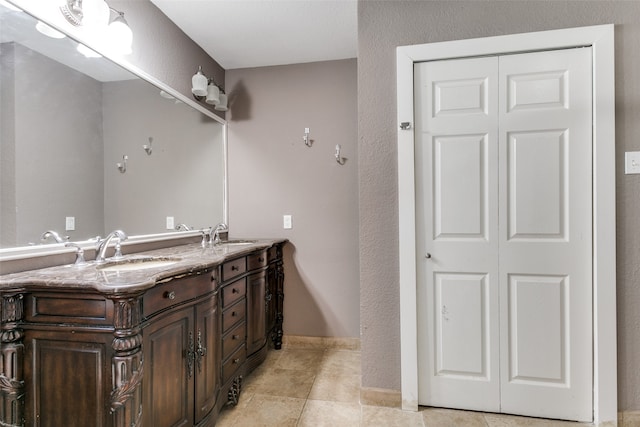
415,47,593,422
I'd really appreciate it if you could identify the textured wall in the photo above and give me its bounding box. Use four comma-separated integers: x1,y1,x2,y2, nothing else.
226,59,360,338
358,0,640,411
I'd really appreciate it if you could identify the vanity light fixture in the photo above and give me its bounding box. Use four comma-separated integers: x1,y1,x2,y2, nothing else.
56,0,133,57
215,90,228,112
192,66,208,97
192,66,227,111
206,80,220,105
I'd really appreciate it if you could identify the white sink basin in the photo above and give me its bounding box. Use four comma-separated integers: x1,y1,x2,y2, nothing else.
98,257,180,272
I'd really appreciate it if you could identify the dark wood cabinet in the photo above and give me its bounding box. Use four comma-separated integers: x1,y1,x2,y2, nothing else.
246,270,267,356
143,306,194,427
142,270,219,427
0,241,285,427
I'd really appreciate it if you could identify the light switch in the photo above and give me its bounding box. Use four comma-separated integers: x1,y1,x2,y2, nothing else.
283,215,292,229
166,216,174,230
65,216,75,231
625,151,640,174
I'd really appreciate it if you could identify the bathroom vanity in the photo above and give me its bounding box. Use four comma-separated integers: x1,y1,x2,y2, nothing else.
0,240,286,427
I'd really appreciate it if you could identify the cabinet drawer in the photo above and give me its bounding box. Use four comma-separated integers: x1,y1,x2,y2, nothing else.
222,257,246,282
25,293,113,325
222,299,245,332
222,321,246,359
222,279,246,308
247,250,267,271
143,272,215,318
223,345,246,384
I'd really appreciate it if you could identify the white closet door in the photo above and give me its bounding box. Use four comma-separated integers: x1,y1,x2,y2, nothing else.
415,56,500,412
415,47,593,422
498,47,593,421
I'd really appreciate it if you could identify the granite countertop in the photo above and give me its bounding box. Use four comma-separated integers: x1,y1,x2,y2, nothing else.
0,239,285,295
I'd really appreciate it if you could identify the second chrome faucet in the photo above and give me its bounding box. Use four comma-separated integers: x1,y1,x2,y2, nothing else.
95,230,128,263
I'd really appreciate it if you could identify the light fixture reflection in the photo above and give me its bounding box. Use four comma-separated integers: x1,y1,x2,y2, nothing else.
58,0,133,56
35,21,66,39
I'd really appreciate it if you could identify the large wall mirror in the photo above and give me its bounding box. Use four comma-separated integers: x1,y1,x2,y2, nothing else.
0,2,227,253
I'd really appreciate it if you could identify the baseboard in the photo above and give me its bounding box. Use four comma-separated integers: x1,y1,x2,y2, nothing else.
619,411,640,427
281,335,360,350
360,387,402,408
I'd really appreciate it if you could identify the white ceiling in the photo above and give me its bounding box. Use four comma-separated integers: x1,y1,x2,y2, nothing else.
150,0,358,70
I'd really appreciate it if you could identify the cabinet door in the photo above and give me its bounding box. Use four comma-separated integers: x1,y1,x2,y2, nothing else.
246,271,267,356
24,330,112,427
194,295,220,424
143,308,194,427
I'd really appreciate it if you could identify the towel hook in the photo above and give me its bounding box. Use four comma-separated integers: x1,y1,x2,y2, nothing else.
335,144,346,165
143,137,153,155
116,155,128,173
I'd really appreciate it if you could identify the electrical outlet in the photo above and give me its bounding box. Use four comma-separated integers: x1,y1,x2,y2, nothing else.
283,215,292,229
65,216,75,231
625,151,640,174
166,216,174,230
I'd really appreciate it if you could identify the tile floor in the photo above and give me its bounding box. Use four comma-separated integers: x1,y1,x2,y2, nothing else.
216,346,593,427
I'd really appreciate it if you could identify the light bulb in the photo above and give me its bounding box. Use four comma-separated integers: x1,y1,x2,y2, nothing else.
82,0,109,28
192,68,208,97
107,17,133,55
206,82,220,105
215,93,228,111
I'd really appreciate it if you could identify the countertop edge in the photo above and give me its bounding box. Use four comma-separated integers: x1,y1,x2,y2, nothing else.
0,239,288,296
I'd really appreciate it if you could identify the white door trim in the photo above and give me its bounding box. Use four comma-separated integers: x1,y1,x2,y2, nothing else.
397,25,616,425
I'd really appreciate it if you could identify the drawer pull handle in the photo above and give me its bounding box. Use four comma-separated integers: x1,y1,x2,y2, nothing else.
259,257,265,262
165,291,176,300
233,335,240,340
232,288,239,294
231,265,239,271
231,311,237,317
233,358,240,364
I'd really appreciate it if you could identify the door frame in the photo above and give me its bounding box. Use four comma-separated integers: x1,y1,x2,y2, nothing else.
397,25,616,425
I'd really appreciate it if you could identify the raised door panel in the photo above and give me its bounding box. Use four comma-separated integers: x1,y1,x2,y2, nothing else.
142,309,193,427
25,331,112,427
194,296,220,424
415,55,500,412
498,48,593,421
246,271,267,356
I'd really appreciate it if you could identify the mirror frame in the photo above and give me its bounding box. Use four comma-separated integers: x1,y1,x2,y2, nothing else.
0,0,228,261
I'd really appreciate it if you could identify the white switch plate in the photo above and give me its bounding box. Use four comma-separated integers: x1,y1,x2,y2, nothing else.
166,216,174,230
283,215,292,229
65,216,75,231
625,151,640,174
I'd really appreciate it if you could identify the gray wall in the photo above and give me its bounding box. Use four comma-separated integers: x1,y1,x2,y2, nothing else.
226,59,360,338
358,0,640,412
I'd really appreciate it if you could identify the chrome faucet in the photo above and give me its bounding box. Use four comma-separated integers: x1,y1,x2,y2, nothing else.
40,230,68,244
210,222,228,246
95,230,127,263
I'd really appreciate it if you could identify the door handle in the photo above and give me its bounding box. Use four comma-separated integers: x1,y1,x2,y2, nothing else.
425,253,432,259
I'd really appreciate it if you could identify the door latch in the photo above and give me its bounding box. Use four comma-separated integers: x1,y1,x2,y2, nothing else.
400,122,412,130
